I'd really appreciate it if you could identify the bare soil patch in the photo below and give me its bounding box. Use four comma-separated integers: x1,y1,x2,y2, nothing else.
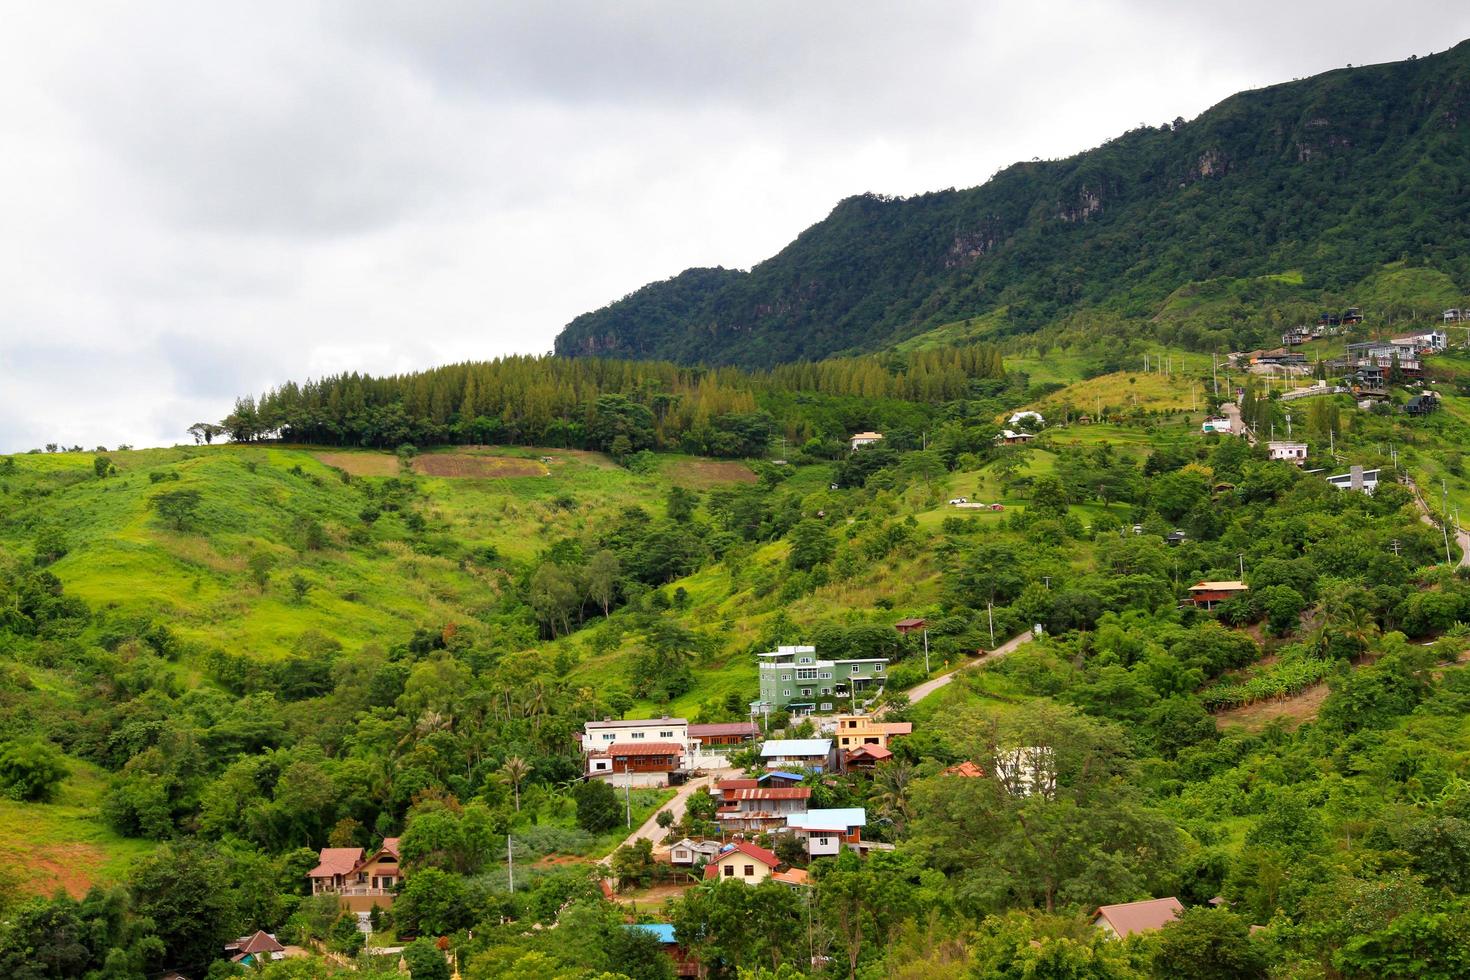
314,452,399,477
1215,682,1330,732
412,454,548,478
666,459,758,488
24,843,106,898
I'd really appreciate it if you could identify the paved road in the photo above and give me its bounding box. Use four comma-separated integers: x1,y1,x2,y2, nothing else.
598,772,721,865
1219,402,1254,445
1406,477,1470,568
896,630,1035,707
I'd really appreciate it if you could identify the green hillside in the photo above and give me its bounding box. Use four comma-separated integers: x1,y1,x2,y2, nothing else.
556,43,1470,366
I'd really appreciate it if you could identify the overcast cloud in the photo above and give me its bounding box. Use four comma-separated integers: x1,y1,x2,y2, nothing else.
1,2,1467,452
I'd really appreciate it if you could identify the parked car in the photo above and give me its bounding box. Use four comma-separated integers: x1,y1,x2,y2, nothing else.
948,497,968,505
990,503,1005,511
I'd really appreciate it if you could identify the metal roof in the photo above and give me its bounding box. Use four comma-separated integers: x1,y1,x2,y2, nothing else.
787,808,866,832
760,739,832,756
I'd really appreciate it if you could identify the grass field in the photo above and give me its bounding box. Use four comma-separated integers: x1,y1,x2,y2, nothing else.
0,759,156,897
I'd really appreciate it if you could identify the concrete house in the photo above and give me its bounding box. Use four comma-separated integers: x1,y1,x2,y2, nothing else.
308,838,402,911
849,431,884,450
703,841,782,884
754,645,888,715
785,808,866,857
832,714,912,753
1325,466,1380,495
581,717,692,776
1267,441,1308,465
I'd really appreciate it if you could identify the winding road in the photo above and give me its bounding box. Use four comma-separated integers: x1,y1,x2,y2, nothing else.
1405,476,1470,568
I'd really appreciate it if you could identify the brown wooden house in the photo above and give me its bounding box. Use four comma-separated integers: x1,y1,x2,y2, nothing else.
604,742,683,773
308,837,402,912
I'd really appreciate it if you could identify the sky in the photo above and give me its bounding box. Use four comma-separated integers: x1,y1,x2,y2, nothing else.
1,2,1467,452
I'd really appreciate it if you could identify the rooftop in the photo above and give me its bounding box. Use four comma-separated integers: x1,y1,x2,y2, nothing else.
626,923,677,945
605,742,685,756
689,722,761,738
1188,581,1248,592
761,739,832,757
586,717,687,729
1094,897,1184,937
787,808,866,832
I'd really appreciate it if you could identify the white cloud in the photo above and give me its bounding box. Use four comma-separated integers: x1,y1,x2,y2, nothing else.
0,1,1466,450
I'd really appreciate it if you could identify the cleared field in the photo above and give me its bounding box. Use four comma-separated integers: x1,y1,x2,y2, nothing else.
314,451,400,476
663,458,757,488
413,454,548,478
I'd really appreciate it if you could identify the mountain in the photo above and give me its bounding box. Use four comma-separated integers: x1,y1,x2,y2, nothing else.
555,42,1470,367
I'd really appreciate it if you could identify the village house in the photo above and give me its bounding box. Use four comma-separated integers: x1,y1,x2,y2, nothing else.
715,778,812,832
831,714,912,753
308,838,402,911
785,808,866,857
1393,329,1448,353
1445,308,1464,323
1267,441,1308,466
1406,392,1440,416
843,744,893,771
760,738,836,772
224,931,287,967
942,760,986,778
668,838,725,866
625,924,699,977
688,721,760,749
1185,580,1249,610
1200,416,1233,435
754,645,888,715
995,429,1035,446
1093,897,1184,939
703,841,783,884
580,717,692,776
849,431,884,450
600,742,684,775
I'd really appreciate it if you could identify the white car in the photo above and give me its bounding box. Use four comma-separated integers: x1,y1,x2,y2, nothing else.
948,497,968,505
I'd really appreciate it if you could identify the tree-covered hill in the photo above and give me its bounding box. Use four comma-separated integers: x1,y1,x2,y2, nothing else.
556,41,1470,366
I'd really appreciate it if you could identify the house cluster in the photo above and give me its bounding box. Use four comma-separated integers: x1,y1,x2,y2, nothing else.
307,838,402,911
1281,310,1357,346
1327,330,1448,385
577,716,761,779
752,644,889,716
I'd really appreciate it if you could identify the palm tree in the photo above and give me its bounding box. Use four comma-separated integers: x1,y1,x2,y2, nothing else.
872,760,916,835
502,756,532,812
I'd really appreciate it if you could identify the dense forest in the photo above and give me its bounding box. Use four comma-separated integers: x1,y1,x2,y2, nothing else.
556,43,1470,367
213,345,1006,453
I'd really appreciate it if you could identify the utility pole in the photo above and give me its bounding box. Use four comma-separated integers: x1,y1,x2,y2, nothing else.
1238,554,1245,579
1212,353,1219,396
626,771,632,829
1443,479,1453,565
507,835,514,893
987,600,996,648
922,628,930,675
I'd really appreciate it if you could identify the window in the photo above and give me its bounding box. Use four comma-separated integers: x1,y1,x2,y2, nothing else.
631,731,645,739
659,730,673,738
798,656,813,664
723,865,734,877
851,665,861,675
801,688,812,696
783,689,791,697
820,703,832,711
796,668,817,680
875,663,884,672
817,837,830,847
602,733,615,741
819,671,832,679
744,865,755,876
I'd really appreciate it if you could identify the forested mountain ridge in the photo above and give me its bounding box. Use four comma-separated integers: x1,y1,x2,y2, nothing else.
555,41,1470,367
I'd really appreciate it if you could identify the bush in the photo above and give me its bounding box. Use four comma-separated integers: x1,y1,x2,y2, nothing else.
0,739,67,802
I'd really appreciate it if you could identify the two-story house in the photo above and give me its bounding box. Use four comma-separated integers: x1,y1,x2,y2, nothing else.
760,739,835,772
580,717,692,776
715,778,812,832
831,714,912,752
308,837,402,911
754,645,888,715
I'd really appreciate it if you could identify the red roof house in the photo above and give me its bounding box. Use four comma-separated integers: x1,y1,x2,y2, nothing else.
1093,897,1184,938
703,841,782,883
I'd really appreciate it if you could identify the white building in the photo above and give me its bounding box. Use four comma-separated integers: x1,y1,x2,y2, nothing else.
1392,330,1449,352
993,745,1056,798
849,431,884,450
1201,416,1233,434
760,739,835,772
1267,441,1308,466
579,717,692,775
785,808,866,857
1325,466,1380,495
